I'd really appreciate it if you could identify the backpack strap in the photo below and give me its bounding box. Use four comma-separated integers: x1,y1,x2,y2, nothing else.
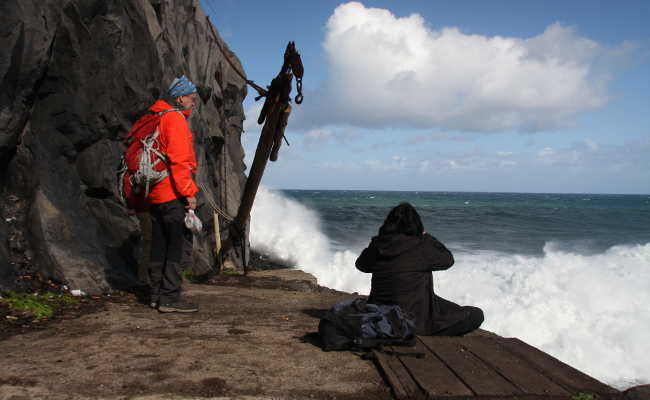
146,108,184,167
386,308,406,338
146,128,169,164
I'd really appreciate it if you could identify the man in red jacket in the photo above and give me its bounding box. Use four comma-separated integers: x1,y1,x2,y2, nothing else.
148,75,200,313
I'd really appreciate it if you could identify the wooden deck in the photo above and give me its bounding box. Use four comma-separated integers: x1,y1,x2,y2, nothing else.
373,336,621,399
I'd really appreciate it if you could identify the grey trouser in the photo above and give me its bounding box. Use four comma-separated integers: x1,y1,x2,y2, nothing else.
149,199,193,304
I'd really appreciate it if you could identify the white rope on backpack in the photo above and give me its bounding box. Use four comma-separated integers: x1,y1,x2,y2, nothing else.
132,109,181,198
132,109,234,222
132,128,170,197
150,109,233,222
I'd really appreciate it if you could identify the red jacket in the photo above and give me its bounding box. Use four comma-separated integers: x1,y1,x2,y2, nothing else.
147,100,199,204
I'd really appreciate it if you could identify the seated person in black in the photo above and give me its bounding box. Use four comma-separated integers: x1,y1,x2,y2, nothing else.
355,202,484,336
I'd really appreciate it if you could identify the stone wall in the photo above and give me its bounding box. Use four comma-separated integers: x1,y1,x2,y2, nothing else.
0,0,249,293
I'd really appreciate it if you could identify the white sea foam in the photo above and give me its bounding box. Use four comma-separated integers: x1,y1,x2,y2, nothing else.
438,244,650,389
250,187,367,293
251,187,650,388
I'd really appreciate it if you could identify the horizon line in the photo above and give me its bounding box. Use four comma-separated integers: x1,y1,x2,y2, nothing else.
264,187,650,196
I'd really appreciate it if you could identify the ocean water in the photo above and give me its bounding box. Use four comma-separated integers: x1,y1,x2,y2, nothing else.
250,187,650,389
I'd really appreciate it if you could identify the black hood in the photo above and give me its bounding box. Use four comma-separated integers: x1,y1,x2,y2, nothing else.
356,232,454,274
369,234,424,259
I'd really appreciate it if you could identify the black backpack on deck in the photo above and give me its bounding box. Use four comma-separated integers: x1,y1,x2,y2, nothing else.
318,298,417,351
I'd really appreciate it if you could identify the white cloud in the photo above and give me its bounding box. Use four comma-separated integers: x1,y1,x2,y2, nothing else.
447,160,462,169
406,131,476,144
268,136,650,193
318,155,409,172
418,160,431,173
292,2,635,133
537,147,556,159
319,160,358,170
303,128,334,151
535,140,605,166
301,126,369,151
243,102,264,133
306,129,333,139
363,158,408,172
581,139,599,152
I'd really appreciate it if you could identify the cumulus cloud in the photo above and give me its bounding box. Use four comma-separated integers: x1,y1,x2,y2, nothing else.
303,128,334,151
406,131,476,144
292,2,635,133
301,126,367,151
533,138,650,171
243,102,264,134
314,136,650,181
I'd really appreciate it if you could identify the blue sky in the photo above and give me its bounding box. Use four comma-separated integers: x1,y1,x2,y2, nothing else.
202,1,649,194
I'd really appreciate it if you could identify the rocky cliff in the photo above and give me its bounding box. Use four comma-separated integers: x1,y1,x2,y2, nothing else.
0,0,249,294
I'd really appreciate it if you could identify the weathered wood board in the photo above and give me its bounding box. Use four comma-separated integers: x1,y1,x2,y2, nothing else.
373,335,621,399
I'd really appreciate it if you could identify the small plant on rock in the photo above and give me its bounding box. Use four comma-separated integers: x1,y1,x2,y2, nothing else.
571,392,596,400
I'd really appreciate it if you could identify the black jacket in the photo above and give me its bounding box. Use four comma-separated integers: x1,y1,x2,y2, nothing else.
355,233,466,335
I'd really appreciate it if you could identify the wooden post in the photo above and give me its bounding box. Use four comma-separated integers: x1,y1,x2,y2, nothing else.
231,99,285,273
214,212,221,256
270,104,291,162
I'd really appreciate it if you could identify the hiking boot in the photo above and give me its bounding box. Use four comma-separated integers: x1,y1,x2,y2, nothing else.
149,294,159,309
158,301,198,313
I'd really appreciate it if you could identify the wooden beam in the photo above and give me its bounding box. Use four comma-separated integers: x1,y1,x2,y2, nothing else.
398,338,474,398
420,336,521,397
500,338,619,395
373,349,423,399
461,337,570,396
233,100,283,233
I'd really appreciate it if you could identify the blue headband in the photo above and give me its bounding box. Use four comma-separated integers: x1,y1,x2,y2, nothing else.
168,75,197,98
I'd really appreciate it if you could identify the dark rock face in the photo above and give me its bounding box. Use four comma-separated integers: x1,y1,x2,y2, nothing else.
624,384,650,400
0,0,249,293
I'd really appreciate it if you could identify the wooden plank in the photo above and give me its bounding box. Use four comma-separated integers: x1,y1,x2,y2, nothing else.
462,337,570,396
420,336,521,397
372,349,422,399
398,338,473,398
501,338,619,395
372,350,408,399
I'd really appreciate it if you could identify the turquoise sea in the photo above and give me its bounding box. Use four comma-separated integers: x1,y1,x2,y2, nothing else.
281,190,650,256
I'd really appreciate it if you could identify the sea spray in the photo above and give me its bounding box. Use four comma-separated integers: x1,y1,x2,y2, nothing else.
250,187,367,293
436,244,650,388
250,187,650,388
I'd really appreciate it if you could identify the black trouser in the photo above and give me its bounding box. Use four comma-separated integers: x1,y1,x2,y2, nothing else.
434,306,485,336
149,199,192,304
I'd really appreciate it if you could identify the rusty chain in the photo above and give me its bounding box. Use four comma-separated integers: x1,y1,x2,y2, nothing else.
295,77,303,104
